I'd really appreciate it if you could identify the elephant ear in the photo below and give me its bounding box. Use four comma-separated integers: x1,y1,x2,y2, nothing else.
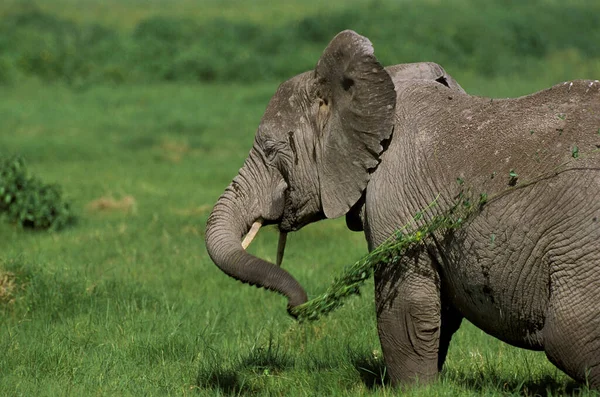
314,30,396,219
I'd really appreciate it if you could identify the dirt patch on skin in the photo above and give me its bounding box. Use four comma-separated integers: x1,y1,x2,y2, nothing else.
87,195,137,213
0,271,20,306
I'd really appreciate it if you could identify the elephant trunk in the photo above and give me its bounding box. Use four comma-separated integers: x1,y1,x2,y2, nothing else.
205,180,308,309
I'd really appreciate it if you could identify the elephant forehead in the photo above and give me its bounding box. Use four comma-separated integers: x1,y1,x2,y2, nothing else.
258,72,315,138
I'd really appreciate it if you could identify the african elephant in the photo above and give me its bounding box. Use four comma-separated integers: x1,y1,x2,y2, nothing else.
205,30,600,387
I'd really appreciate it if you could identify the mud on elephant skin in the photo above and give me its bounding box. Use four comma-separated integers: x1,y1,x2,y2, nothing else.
205,30,600,388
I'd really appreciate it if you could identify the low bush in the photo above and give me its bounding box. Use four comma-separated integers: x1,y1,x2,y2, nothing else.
0,156,75,230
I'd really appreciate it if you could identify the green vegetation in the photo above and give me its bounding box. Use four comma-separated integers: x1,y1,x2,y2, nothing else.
0,156,75,230
0,0,599,395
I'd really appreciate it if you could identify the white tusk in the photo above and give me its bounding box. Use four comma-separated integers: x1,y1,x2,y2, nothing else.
276,232,287,267
242,221,262,249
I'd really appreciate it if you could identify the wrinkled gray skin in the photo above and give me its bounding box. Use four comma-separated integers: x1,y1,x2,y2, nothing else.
205,30,600,388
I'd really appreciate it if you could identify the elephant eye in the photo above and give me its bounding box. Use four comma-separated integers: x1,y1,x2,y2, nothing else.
262,141,278,162
263,139,293,171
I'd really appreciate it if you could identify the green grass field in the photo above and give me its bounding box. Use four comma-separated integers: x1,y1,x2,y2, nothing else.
1,1,599,395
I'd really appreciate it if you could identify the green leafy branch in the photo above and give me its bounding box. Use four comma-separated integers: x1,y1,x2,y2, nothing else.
291,192,485,322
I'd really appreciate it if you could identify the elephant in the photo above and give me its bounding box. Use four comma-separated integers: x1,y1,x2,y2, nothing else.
205,30,600,388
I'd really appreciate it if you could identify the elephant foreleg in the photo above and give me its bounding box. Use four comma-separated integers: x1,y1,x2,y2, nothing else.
375,251,447,386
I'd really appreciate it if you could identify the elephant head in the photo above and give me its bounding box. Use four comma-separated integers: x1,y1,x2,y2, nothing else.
205,30,462,311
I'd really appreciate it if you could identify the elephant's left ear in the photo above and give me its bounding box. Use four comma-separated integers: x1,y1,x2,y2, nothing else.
314,30,396,219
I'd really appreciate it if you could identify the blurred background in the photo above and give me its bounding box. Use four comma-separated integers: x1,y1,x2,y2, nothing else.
1,0,599,93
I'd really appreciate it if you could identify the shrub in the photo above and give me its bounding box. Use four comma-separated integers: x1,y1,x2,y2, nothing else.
0,156,75,230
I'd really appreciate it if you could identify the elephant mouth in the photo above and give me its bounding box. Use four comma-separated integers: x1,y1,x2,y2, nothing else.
242,203,324,269
279,211,325,233
241,220,288,268
278,191,325,233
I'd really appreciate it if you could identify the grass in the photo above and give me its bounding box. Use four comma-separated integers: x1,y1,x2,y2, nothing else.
1,76,598,396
